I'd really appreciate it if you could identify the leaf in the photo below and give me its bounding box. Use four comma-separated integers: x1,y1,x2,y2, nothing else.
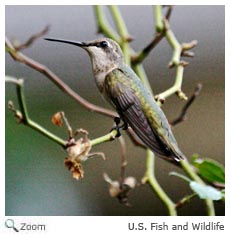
190,181,222,200
192,156,225,184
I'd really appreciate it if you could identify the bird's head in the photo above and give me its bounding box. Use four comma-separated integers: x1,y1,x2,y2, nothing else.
45,37,124,71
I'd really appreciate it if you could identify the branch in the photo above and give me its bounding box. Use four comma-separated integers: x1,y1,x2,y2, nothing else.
155,5,164,32
171,83,202,126
6,77,67,148
164,5,173,20
131,32,164,65
108,5,132,65
175,193,197,209
142,150,177,216
164,18,182,67
90,129,118,146
131,5,173,65
6,76,122,154
155,63,188,104
94,6,121,43
168,82,214,215
14,25,50,51
119,136,127,185
151,7,197,104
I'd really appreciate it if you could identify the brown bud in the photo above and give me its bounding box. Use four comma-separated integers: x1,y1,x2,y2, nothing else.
51,112,63,127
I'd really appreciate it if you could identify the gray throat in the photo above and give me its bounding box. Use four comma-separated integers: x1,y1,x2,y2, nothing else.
93,63,117,93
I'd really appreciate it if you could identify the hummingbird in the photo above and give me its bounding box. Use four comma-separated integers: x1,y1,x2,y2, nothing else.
45,37,185,162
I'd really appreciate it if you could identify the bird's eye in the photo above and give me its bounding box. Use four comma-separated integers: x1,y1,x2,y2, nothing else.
99,41,109,48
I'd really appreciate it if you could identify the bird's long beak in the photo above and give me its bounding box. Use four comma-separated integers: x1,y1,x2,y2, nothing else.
44,38,88,47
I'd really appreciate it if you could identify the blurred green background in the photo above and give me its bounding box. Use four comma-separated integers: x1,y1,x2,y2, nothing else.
5,6,225,216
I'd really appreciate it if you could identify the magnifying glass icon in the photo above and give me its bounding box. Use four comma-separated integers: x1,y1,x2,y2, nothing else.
5,219,19,232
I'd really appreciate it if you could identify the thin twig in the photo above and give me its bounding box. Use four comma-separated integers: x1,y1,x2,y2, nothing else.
14,25,50,51
181,40,198,57
155,63,188,104
175,193,197,209
144,150,177,216
90,129,118,146
108,6,131,42
119,136,127,185
155,5,164,32
60,111,73,138
131,32,165,65
132,5,173,65
171,83,202,126
164,5,173,20
126,127,146,148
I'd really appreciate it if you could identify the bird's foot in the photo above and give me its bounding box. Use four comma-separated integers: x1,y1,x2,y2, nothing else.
110,117,128,137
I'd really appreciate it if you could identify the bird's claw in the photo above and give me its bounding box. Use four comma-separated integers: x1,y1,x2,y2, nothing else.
110,117,128,137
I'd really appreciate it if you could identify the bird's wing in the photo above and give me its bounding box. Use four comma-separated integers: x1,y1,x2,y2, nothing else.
105,69,174,159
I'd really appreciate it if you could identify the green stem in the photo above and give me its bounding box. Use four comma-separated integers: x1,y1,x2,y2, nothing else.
108,5,129,40
155,5,164,32
108,5,131,65
155,65,187,102
145,149,177,216
26,120,66,147
11,78,121,150
90,130,117,146
155,6,182,66
164,20,181,66
131,31,164,65
94,6,121,43
15,79,66,147
16,79,30,122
